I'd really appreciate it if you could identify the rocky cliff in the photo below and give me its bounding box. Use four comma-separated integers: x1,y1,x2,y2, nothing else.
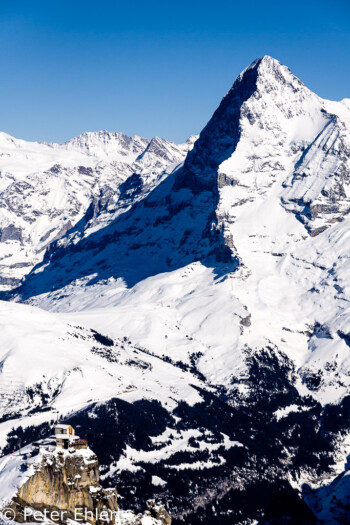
4,446,170,525
13,448,117,523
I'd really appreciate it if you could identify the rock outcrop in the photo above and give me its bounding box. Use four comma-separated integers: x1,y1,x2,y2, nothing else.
11,448,117,524
145,500,172,525
7,446,170,525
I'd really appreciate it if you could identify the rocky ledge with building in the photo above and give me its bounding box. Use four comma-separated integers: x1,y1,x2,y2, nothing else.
0,425,171,525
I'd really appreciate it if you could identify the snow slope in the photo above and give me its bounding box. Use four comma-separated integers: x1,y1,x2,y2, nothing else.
0,299,203,450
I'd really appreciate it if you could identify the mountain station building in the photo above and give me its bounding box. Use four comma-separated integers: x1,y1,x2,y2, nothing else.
53,424,87,450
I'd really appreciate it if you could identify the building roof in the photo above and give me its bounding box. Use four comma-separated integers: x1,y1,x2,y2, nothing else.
55,424,72,429
53,434,80,440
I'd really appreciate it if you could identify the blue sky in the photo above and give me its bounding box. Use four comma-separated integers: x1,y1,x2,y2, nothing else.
1,0,349,143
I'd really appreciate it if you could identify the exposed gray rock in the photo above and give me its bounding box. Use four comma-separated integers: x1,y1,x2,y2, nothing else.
0,225,23,243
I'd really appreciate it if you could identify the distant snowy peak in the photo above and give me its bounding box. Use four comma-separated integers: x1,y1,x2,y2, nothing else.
47,130,198,165
48,130,150,162
134,135,197,175
0,131,24,149
0,128,195,291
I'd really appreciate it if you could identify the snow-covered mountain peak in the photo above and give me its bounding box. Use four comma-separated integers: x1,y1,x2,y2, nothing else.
241,54,286,77
177,56,325,199
184,134,199,147
48,129,150,162
252,54,294,74
0,131,21,148
242,54,308,95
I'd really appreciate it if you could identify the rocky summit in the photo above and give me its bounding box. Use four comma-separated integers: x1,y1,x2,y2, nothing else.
0,56,350,524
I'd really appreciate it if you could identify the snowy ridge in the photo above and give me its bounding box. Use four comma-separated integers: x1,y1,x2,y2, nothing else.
48,130,150,162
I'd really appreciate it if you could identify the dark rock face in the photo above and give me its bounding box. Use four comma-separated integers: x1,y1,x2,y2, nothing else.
240,314,251,327
0,225,23,243
175,59,260,193
337,330,350,347
119,173,144,201
0,276,21,286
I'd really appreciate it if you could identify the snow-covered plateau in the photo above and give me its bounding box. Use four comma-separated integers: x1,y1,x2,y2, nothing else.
0,56,350,524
